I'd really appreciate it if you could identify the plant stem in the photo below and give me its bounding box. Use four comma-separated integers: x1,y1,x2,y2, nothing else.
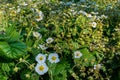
26,27,33,42
50,70,53,80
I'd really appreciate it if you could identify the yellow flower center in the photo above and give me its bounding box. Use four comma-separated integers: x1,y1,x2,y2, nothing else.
48,39,51,42
39,65,44,71
36,15,41,19
76,53,80,56
39,57,43,60
52,56,56,61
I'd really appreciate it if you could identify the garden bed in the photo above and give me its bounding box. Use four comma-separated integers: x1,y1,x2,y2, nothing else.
0,0,120,80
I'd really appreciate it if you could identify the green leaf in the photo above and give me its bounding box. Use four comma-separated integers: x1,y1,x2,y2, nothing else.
93,51,104,63
1,63,10,72
71,41,79,50
30,73,39,80
54,70,67,80
0,34,9,41
0,75,8,80
39,28,48,33
80,48,96,66
20,70,29,80
53,62,66,75
47,61,68,80
0,41,27,59
5,26,20,42
82,29,90,34
75,15,87,28
26,39,33,47
21,71,39,80
51,61,68,80
74,48,96,67
0,72,8,80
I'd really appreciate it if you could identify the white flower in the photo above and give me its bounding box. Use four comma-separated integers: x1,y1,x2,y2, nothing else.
78,10,87,15
100,15,108,19
91,22,97,28
96,16,101,20
81,5,90,8
35,63,48,75
94,64,102,70
91,12,99,15
74,51,82,58
33,31,42,39
36,11,44,21
70,9,77,15
25,74,30,78
86,13,92,18
46,37,54,44
115,52,120,55
48,53,60,63
20,2,28,6
35,53,46,63
39,44,48,50
17,8,21,13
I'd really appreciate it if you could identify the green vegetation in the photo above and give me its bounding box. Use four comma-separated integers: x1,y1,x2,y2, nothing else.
0,0,120,80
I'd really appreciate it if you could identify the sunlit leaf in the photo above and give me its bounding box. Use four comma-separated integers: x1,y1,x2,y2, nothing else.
1,63,10,72
0,41,27,59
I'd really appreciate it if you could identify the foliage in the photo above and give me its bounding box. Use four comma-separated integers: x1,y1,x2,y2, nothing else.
0,0,120,80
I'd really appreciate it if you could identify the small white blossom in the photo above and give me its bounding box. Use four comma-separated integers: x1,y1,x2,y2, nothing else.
96,16,101,20
36,11,44,21
81,5,90,8
25,74,30,78
86,13,92,18
48,53,60,63
91,12,99,15
46,37,54,44
74,51,82,58
94,64,102,70
35,53,46,63
9,7,15,10
13,67,19,72
100,15,108,19
115,52,120,55
33,31,42,39
35,63,48,75
91,22,97,28
20,2,28,6
78,10,87,15
17,8,21,13
39,44,48,50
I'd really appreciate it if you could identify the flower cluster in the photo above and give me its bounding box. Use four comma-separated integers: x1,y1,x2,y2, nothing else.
35,53,60,75
38,37,54,50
